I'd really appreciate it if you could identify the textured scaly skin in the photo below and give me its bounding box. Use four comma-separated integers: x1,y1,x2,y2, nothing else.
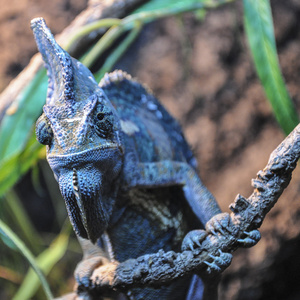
31,18,237,300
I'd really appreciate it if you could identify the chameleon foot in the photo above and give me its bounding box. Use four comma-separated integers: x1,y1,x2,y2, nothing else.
75,256,111,287
181,229,207,251
89,260,119,288
237,230,261,247
204,250,232,275
181,213,233,251
205,212,232,236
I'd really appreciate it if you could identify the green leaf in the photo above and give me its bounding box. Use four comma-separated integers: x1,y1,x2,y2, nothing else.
0,133,43,197
0,219,53,300
74,0,235,68
243,0,299,134
13,222,71,300
3,189,43,253
0,68,47,196
133,0,213,13
94,22,142,82
0,69,47,161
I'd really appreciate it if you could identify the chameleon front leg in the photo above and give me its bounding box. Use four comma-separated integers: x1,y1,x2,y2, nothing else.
76,160,258,297
53,235,119,300
125,160,260,249
75,235,113,287
74,235,131,300
125,160,235,245
124,160,222,224
74,235,117,300
125,161,260,279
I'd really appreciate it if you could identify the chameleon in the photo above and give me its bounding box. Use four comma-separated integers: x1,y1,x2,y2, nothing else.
31,17,260,300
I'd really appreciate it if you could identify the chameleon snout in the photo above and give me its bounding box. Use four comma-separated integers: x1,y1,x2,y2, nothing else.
47,148,123,243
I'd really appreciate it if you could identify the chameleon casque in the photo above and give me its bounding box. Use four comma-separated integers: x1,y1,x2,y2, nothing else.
31,18,260,300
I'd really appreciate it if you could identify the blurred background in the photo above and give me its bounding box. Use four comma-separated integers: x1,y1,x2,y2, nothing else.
0,0,300,299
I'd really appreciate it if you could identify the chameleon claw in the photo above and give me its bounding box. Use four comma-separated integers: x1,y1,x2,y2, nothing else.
191,235,202,248
204,260,222,273
188,241,194,251
193,238,201,248
218,228,225,235
181,230,207,251
204,250,232,274
217,250,232,265
244,230,261,239
237,230,261,247
210,229,217,236
205,212,232,236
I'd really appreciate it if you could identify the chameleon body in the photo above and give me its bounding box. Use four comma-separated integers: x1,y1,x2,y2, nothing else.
31,18,259,300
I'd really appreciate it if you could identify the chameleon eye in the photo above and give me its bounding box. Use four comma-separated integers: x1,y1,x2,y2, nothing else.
95,105,114,138
97,112,105,121
36,113,53,145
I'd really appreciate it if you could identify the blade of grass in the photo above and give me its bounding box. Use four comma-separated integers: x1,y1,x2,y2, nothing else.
0,69,47,161
82,24,128,68
243,0,298,134
0,219,53,300
0,265,22,284
0,133,43,197
64,18,122,51
78,0,235,68
94,21,142,81
134,0,213,13
4,189,43,253
13,221,71,300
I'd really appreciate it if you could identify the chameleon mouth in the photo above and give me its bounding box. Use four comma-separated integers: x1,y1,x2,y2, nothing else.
72,168,90,240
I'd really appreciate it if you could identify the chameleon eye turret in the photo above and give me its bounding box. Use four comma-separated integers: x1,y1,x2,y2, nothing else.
94,103,115,138
35,113,53,145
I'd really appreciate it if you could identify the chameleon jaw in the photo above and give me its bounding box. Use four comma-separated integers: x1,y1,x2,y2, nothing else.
48,147,123,243
59,165,111,243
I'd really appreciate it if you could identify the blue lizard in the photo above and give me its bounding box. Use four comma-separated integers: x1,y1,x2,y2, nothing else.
31,18,259,300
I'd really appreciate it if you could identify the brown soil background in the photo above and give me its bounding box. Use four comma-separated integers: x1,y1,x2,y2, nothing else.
1,0,300,299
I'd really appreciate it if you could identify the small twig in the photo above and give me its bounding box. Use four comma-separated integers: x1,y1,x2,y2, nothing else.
82,122,300,292
0,219,54,300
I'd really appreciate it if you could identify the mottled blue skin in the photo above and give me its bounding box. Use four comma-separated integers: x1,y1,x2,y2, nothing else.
100,74,210,299
31,18,223,299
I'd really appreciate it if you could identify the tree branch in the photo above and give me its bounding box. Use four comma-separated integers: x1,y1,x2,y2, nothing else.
81,122,300,293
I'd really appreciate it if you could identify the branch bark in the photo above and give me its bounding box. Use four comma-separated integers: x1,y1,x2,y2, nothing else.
81,122,300,293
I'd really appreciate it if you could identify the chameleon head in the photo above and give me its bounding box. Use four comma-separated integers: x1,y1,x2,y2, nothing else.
31,18,124,243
